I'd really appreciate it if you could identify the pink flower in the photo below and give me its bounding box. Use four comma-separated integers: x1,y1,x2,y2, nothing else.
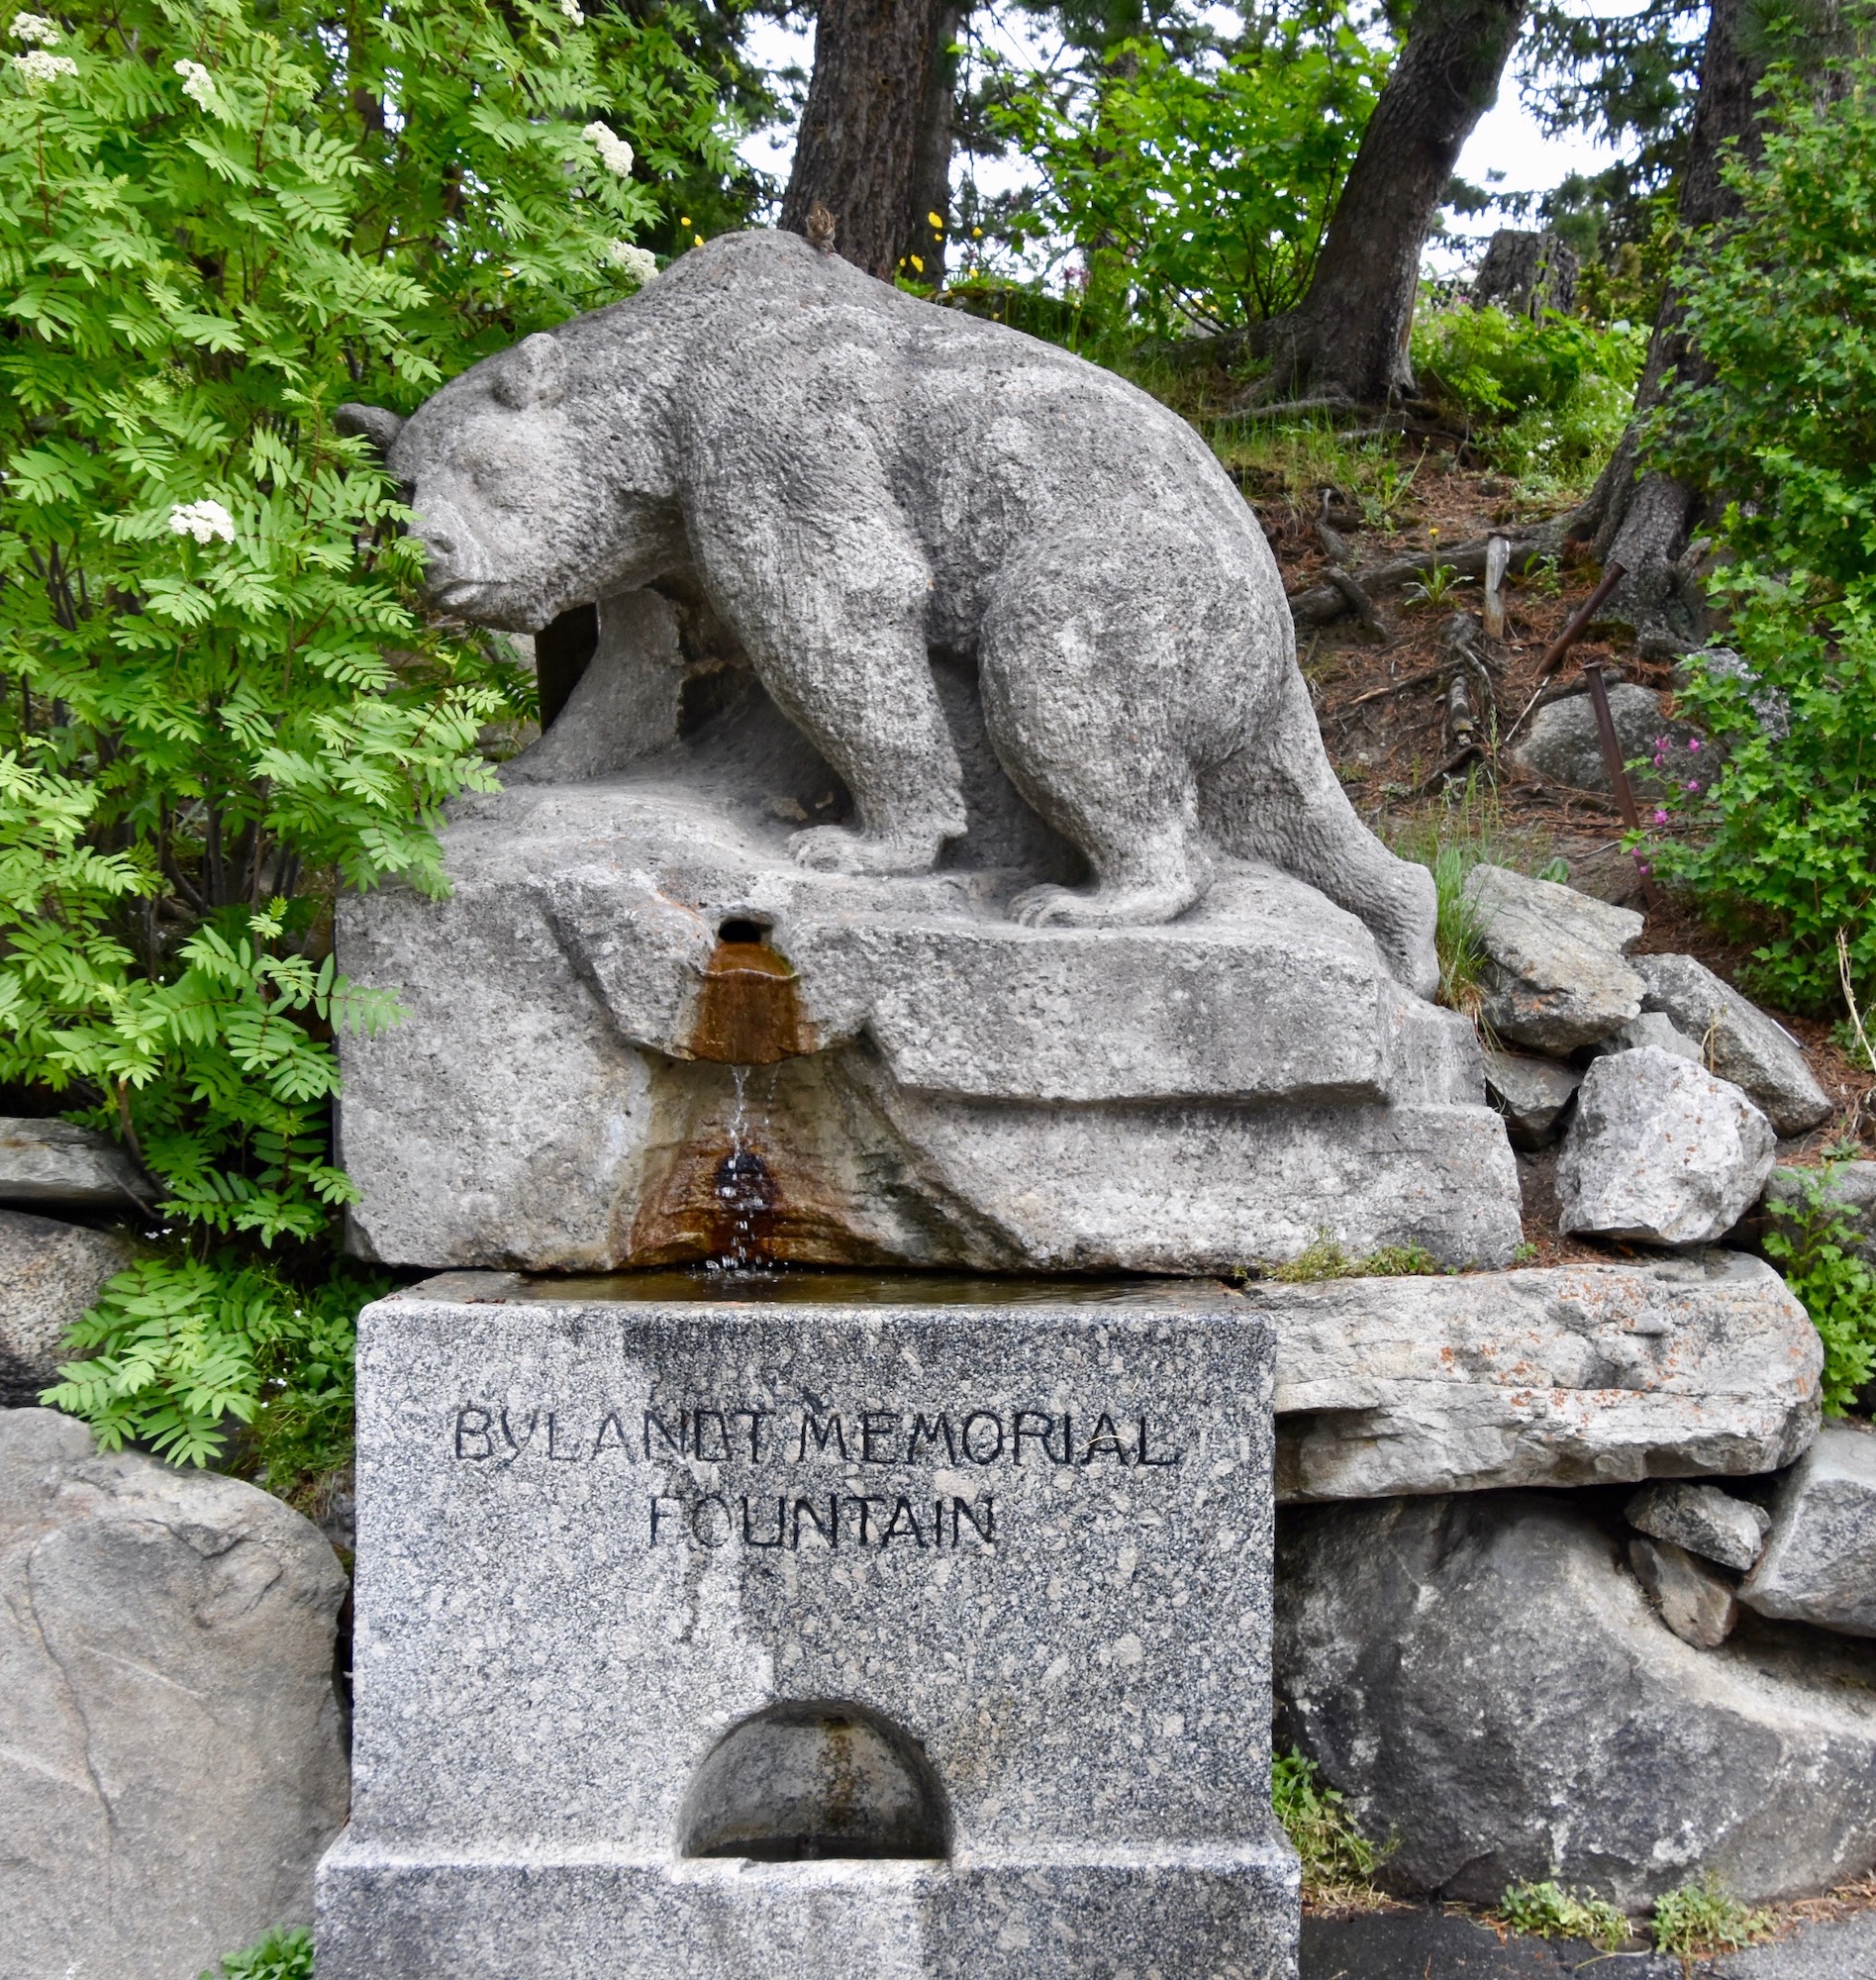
1686,738,1701,751
1685,778,1701,792
1653,808,1669,824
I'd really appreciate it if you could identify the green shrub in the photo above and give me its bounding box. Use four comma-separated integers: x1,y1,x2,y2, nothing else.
1650,1875,1774,1958
1412,304,1644,491
202,1927,313,1980
1271,1747,1385,1903
1762,1160,1876,1415
1,0,734,1470
1647,52,1876,1016
1498,1879,1629,1949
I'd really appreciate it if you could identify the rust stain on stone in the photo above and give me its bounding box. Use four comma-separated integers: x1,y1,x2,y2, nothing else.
687,926,815,1065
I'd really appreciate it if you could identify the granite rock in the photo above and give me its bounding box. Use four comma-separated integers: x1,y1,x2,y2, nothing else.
1674,646,1792,743
1263,1250,1819,1502
1275,1490,1876,1909
1629,1534,1738,1648
1482,1048,1581,1149
0,1209,132,1406
0,1116,148,1211
1741,1422,1876,1637
1587,1010,1702,1062
337,752,1523,1275
357,229,1435,991
1463,864,1647,1053
0,1409,350,1980
316,1276,1299,1979
1558,1047,1777,1245
1514,681,1705,798
1627,1480,1770,1572
1634,952,1830,1137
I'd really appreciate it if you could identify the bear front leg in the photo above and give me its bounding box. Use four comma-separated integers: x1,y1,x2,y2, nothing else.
698,514,967,875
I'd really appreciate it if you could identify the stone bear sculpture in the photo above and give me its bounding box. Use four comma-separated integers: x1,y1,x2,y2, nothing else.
345,229,1436,994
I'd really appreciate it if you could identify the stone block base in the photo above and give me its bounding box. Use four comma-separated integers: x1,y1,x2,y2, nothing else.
316,1840,1301,1980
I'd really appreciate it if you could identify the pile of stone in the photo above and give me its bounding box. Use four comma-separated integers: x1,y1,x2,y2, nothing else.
1465,863,1831,1243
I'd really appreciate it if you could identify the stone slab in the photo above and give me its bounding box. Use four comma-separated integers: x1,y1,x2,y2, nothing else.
315,1277,1299,1979
1256,1250,1819,1502
0,1117,148,1211
1628,1479,1770,1572
1463,863,1646,1053
1635,953,1830,1137
1741,1421,1876,1637
0,1209,131,1406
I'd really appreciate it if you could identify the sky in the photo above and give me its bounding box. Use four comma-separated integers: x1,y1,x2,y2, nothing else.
734,9,1632,282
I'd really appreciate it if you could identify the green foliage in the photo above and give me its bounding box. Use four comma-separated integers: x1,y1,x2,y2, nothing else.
1271,1748,1385,1902
1762,1160,1876,1415
1390,774,1526,1021
0,0,736,1468
1268,1234,1443,1282
1498,1880,1629,1949
1403,562,1471,611
201,1927,314,1980
1412,304,1645,493
977,11,1386,338
1649,1875,1774,1958
1645,56,1876,1016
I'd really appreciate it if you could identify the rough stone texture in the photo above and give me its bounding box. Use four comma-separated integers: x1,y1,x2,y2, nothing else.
1633,953,1832,1137
1764,1161,1876,1267
1629,1534,1738,1648
1559,1047,1777,1245
1741,1421,1876,1637
0,1117,147,1211
1463,863,1647,1053
337,753,1523,1275
1587,1011,1702,1062
0,1209,132,1406
1482,1048,1581,1149
359,229,1436,992
1674,646,1792,743
1514,682,1704,798
1627,1479,1770,1572
316,1277,1299,1979
1275,1490,1876,1909
1260,1250,1819,1502
0,1408,350,1980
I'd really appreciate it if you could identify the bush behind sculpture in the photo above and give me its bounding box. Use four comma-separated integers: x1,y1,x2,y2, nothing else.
0,0,734,1468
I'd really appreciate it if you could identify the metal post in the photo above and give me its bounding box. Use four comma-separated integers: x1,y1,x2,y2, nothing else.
1583,658,1665,912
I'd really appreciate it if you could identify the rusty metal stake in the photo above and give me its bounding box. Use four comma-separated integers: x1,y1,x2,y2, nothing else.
1503,558,1628,745
1583,657,1665,912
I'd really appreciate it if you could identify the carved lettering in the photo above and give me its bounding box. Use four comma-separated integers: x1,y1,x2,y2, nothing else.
796,1411,847,1461
741,1495,786,1548
953,1495,996,1545
591,1411,630,1458
880,1496,927,1547
860,1410,900,1463
690,1494,733,1547
907,1413,955,1464
642,1409,685,1459
1012,1409,1054,1464
454,1405,494,1459
1080,1412,1130,1465
960,1410,1005,1464
793,1496,839,1549
1136,1415,1182,1467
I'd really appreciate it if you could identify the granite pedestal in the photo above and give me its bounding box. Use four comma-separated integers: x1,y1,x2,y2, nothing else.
315,1272,1299,1979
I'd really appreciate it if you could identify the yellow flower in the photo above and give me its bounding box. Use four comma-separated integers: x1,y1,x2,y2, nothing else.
693,234,704,248
971,227,983,239
909,254,924,273
927,211,943,231
679,216,690,227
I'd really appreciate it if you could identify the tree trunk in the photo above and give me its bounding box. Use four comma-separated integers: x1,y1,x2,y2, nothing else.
901,1,961,283
782,0,951,281
1249,0,1529,405
1566,0,1766,653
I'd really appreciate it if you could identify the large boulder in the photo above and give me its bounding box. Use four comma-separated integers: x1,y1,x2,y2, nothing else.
1559,1047,1777,1245
1265,1250,1819,1502
0,1117,148,1211
0,1409,350,1980
1514,681,1705,799
1481,1048,1581,1149
1462,864,1646,1054
0,1209,132,1406
1633,953,1831,1137
1741,1421,1876,1638
1275,1491,1876,1910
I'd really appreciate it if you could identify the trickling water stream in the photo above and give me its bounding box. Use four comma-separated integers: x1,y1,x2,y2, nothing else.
707,1064,778,1274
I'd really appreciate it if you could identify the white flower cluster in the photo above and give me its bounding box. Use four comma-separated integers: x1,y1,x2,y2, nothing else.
12,46,73,81
172,57,214,107
558,0,584,23
582,120,633,176
168,499,236,544
607,241,657,284
11,12,60,43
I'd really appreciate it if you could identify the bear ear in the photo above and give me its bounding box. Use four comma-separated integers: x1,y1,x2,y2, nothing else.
334,404,405,457
492,333,567,412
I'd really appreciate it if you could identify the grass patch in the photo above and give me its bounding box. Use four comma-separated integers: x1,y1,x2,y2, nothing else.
1650,1875,1774,1960
1272,1748,1389,1907
1266,1235,1445,1282
1497,1879,1629,1949
201,1928,314,1980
